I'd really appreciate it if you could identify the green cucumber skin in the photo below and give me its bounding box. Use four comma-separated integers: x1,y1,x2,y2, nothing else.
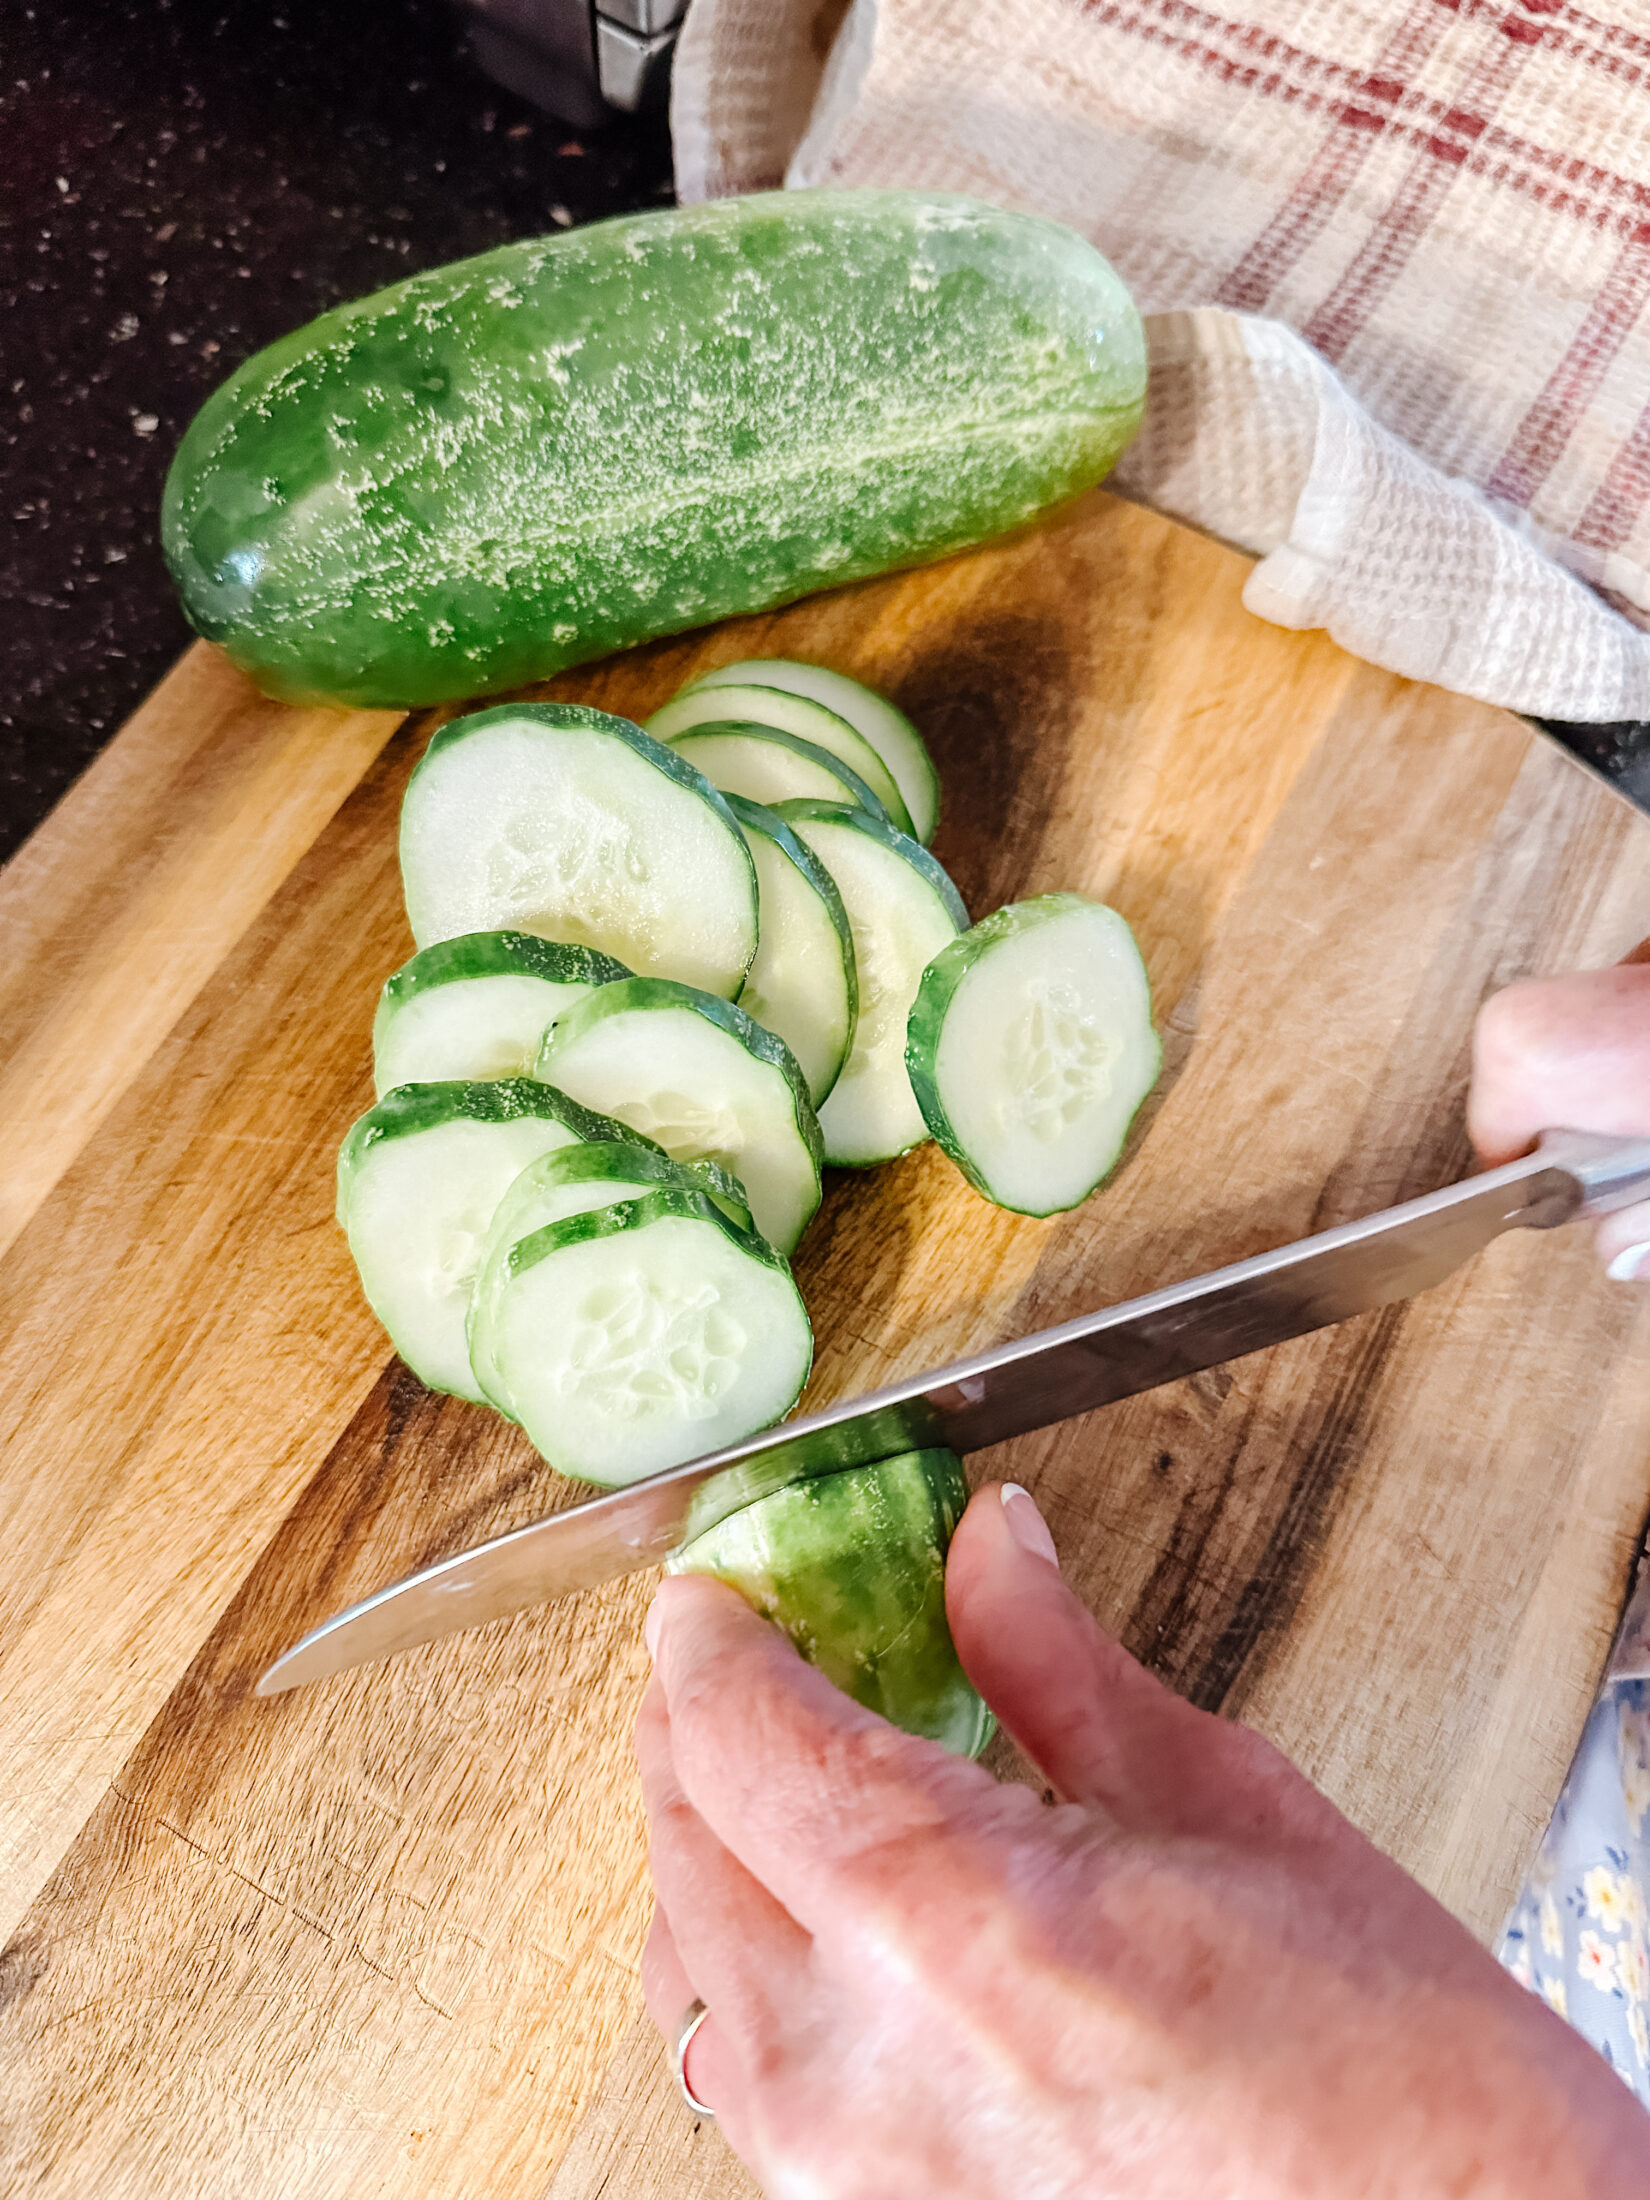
500,1182,792,1287
775,799,969,1169
537,974,827,1181
670,723,891,825
724,792,860,1083
334,1076,660,1227
161,190,1147,709
649,686,914,837
496,1136,756,1236
906,893,1163,1215
774,800,970,933
379,930,631,1008
689,660,942,845
668,1448,994,1759
724,793,857,990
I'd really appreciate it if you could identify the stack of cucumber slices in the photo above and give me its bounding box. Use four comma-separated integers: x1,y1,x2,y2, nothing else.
335,657,1160,1753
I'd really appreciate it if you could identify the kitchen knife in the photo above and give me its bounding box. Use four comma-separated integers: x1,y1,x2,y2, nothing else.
259,1129,1650,1695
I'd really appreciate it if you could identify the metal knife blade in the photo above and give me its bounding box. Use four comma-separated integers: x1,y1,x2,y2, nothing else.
258,1129,1650,1695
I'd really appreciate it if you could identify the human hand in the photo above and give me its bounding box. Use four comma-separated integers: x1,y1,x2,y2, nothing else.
1469,938,1650,1282
637,1483,1650,2198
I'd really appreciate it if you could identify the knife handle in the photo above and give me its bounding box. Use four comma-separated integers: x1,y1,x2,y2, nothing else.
1537,1129,1650,1219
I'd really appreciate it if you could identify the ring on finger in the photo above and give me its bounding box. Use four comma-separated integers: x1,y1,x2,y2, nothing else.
675,1997,716,2119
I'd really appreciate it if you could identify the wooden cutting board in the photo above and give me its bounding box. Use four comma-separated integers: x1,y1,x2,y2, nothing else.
3,489,1649,2198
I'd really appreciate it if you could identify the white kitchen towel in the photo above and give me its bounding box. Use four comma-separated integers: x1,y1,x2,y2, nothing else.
672,0,1650,723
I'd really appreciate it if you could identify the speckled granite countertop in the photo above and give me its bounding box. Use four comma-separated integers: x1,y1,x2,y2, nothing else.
3,0,1646,870
1,0,671,866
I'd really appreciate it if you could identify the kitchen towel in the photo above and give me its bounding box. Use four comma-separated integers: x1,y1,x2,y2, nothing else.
672,0,1650,723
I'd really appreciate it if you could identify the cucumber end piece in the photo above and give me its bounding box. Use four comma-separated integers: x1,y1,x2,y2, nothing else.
668,1447,993,1758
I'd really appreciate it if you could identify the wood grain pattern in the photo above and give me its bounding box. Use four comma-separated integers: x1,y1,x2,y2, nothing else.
2,489,1648,2198
0,645,401,1259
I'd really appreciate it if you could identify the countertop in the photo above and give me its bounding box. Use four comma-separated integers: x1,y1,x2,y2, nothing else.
3,0,1646,872
1,0,671,868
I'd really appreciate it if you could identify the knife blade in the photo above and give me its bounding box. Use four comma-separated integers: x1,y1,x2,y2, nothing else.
258,1128,1650,1695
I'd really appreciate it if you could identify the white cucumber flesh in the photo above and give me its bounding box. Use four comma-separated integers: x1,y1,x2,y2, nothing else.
647,683,913,837
777,802,967,1167
372,931,630,1096
689,659,940,844
470,1193,813,1486
336,1079,659,1402
537,976,823,1255
669,724,889,821
724,794,857,1108
907,894,1160,1215
399,701,758,999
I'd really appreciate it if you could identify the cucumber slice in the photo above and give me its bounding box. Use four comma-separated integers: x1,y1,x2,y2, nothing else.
400,701,758,1000
669,724,889,823
648,683,914,838
908,895,1161,1215
723,795,857,1109
466,1140,754,1409
372,931,630,1097
469,1189,813,1486
668,1447,993,1757
690,661,940,845
776,802,967,1167
537,976,823,1256
336,1077,659,1402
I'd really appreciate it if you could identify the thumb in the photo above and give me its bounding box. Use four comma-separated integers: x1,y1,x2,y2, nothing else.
946,1483,1338,1846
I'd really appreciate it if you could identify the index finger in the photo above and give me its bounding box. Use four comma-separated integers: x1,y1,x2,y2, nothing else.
1467,957,1650,1165
645,1573,1003,1935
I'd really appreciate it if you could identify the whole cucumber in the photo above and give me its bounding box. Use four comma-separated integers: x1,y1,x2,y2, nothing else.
161,190,1146,709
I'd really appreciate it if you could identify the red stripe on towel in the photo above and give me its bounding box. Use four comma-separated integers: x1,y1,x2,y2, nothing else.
1299,9,1547,363
1486,227,1650,511
1212,0,1449,315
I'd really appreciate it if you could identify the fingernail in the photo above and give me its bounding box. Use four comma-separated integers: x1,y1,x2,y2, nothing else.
644,1592,666,1663
1608,1242,1650,1283
1001,1482,1059,1566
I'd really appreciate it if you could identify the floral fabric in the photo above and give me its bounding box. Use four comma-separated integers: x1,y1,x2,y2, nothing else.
1500,1569,1650,2101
